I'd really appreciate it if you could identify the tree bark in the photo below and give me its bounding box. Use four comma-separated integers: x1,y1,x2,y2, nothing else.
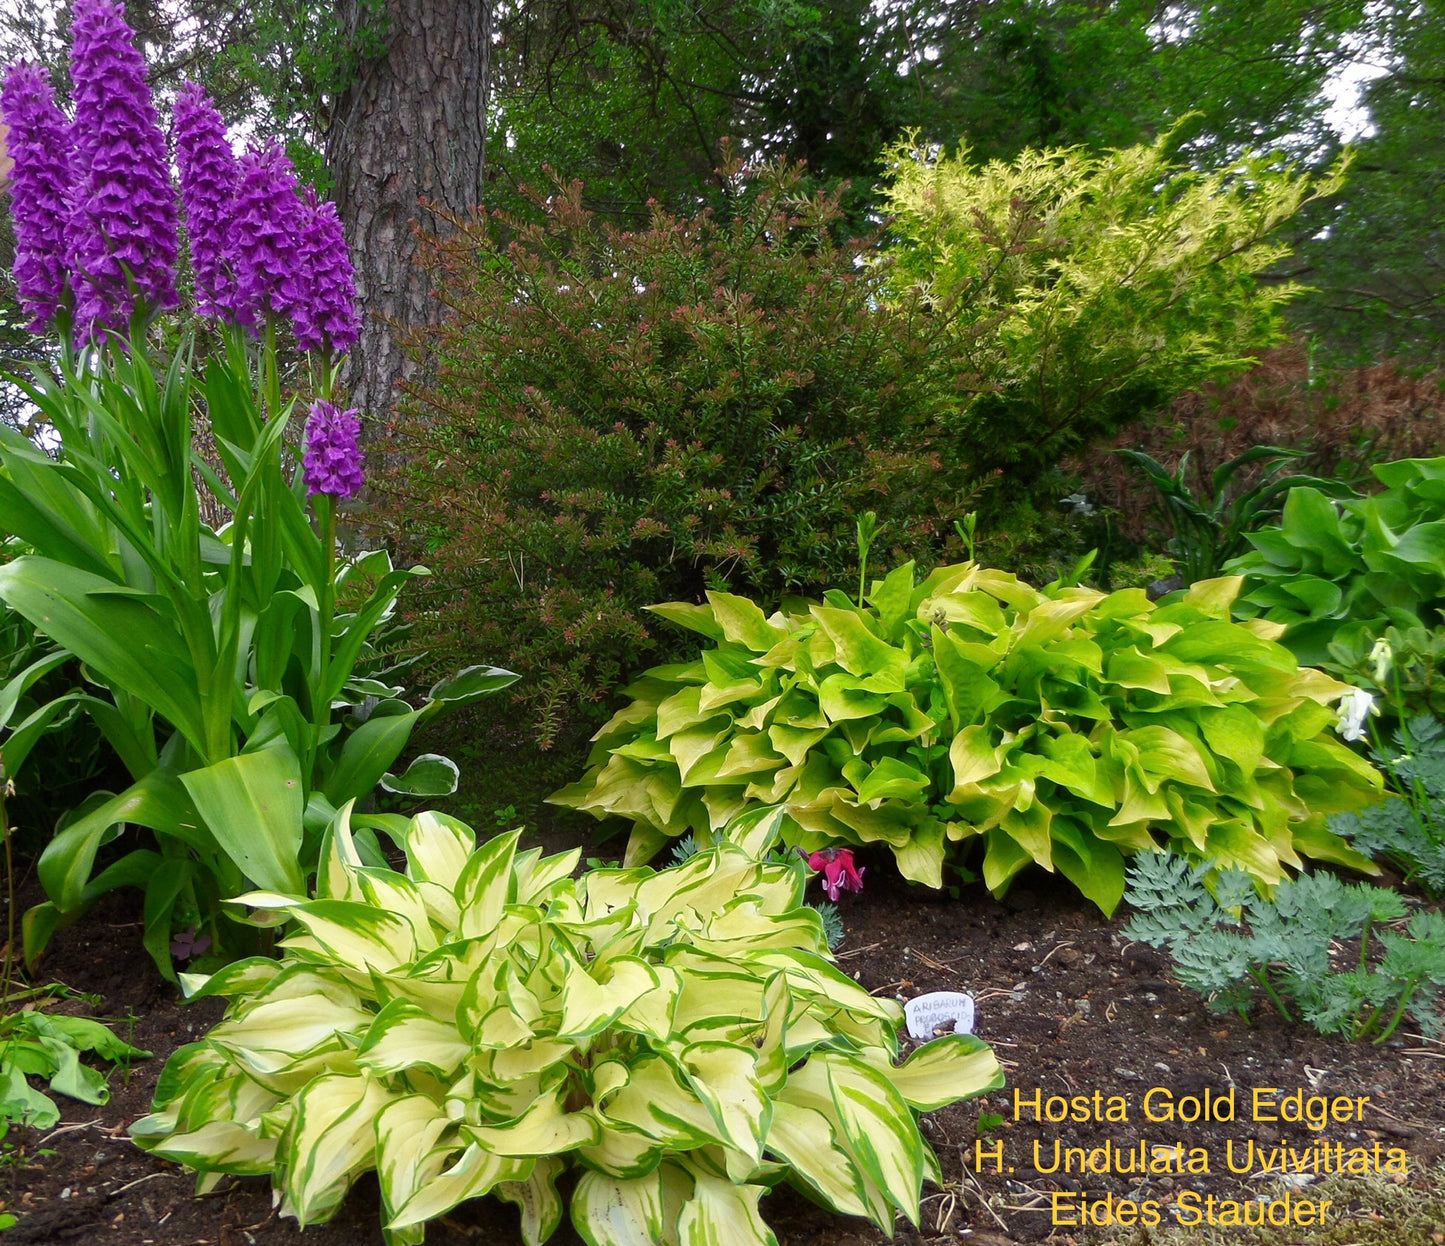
326,0,490,428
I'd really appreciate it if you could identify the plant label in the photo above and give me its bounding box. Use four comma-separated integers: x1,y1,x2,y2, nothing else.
905,990,975,1040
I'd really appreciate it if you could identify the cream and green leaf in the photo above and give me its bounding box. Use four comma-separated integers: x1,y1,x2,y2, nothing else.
551,564,1382,913
132,805,1003,1245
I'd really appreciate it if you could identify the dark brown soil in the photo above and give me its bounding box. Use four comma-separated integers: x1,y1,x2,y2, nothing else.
4,849,1443,1246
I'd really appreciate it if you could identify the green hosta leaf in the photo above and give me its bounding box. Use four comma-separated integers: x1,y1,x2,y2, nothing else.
877,1033,1004,1110
388,1141,529,1232
764,1099,871,1218
465,1092,600,1156
358,1000,471,1077
496,1155,566,1246
375,1095,457,1226
707,591,786,652
380,753,460,797
677,1170,778,1246
676,1041,771,1166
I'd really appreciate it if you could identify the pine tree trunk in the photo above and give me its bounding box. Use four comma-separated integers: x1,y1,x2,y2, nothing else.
326,0,490,427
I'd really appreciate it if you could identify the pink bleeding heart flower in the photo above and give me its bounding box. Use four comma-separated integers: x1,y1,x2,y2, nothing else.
801,846,865,901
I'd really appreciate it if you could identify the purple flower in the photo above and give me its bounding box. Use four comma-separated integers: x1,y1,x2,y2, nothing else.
66,0,178,339
1,64,73,330
173,82,239,320
802,846,866,901
303,400,364,498
287,189,360,354
225,143,304,330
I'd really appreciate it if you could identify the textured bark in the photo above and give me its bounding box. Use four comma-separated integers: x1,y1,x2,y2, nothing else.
326,0,490,427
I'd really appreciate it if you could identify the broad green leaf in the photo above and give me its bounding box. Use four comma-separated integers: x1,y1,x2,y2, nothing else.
676,1171,777,1246
381,753,460,797
358,1000,471,1077
571,1165,691,1246
707,592,786,651
764,1099,870,1218
37,770,198,914
465,1092,600,1156
496,1155,566,1246
181,744,306,895
677,1041,770,1165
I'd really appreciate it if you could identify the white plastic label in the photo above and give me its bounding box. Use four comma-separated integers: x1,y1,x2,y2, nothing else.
904,991,976,1040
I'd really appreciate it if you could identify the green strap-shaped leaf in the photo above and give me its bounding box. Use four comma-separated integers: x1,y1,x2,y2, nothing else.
37,770,200,915
0,557,208,753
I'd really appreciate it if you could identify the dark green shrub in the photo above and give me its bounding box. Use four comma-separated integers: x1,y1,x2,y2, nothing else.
385,160,980,744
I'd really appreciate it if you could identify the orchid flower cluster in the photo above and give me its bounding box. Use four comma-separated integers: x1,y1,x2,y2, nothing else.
1,0,362,497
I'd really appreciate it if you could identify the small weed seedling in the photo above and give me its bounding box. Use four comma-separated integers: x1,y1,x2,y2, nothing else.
1123,853,1445,1043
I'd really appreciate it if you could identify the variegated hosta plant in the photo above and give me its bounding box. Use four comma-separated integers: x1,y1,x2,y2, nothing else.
130,806,1003,1246
551,564,1384,914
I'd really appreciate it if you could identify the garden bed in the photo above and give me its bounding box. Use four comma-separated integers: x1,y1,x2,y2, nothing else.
6,855,1443,1246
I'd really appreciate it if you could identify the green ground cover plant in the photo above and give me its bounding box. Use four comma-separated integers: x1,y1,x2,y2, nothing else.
1123,852,1445,1042
132,804,1003,1245
552,560,1382,914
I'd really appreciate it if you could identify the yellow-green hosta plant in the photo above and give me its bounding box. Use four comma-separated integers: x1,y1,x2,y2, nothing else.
130,805,1003,1246
551,563,1384,914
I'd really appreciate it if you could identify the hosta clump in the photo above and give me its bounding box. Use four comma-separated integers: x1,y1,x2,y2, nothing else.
552,563,1383,914
1227,456,1445,672
131,807,1002,1246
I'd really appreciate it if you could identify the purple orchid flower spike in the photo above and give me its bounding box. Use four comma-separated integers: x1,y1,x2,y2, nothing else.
66,0,178,339
1,64,73,330
174,81,240,320
303,400,365,499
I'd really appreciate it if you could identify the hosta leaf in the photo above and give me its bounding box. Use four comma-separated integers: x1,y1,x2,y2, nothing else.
707,591,786,652
676,1041,770,1165
375,1095,457,1223
817,1053,927,1224
282,901,418,975
457,828,523,938
465,1091,600,1156
387,1141,529,1231
676,1170,778,1246
875,1033,1004,1111
357,999,470,1077
764,1099,870,1218
284,1073,391,1225
496,1155,566,1246
572,1164,691,1246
